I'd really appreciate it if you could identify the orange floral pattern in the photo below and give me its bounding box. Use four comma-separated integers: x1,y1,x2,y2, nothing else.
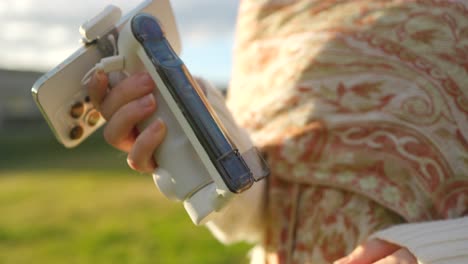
227,0,468,263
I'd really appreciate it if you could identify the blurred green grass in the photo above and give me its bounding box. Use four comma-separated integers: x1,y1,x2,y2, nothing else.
0,124,251,264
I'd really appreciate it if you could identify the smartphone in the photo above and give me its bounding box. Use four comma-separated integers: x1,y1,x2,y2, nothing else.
31,0,181,148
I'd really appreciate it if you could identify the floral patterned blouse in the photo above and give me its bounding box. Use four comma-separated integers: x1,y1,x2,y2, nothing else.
225,1,468,263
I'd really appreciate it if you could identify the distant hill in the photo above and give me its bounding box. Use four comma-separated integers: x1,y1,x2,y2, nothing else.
0,69,44,126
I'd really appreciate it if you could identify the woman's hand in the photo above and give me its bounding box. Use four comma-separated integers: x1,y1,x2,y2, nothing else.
334,239,417,264
87,70,166,173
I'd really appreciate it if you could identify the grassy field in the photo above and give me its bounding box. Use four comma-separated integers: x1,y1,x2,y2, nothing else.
0,124,251,264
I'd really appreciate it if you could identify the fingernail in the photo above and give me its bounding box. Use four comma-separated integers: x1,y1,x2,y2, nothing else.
140,73,153,85
139,94,155,108
152,118,163,131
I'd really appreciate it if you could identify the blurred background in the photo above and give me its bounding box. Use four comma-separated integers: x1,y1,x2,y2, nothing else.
0,0,251,263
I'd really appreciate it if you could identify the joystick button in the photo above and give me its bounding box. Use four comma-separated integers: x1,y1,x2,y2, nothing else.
86,110,101,127
70,102,85,119
70,125,84,140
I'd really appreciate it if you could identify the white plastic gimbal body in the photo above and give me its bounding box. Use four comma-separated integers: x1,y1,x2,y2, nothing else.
115,14,268,225
118,24,230,224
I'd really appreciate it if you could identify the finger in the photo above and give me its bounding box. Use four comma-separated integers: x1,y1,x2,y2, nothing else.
373,248,417,264
127,119,167,173
334,239,401,264
87,70,109,109
103,93,157,152
100,72,155,120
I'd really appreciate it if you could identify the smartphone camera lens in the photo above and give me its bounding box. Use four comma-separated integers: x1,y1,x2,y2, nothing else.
86,110,101,127
70,125,84,140
70,102,85,119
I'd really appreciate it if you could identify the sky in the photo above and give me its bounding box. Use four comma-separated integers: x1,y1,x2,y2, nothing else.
0,0,238,84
